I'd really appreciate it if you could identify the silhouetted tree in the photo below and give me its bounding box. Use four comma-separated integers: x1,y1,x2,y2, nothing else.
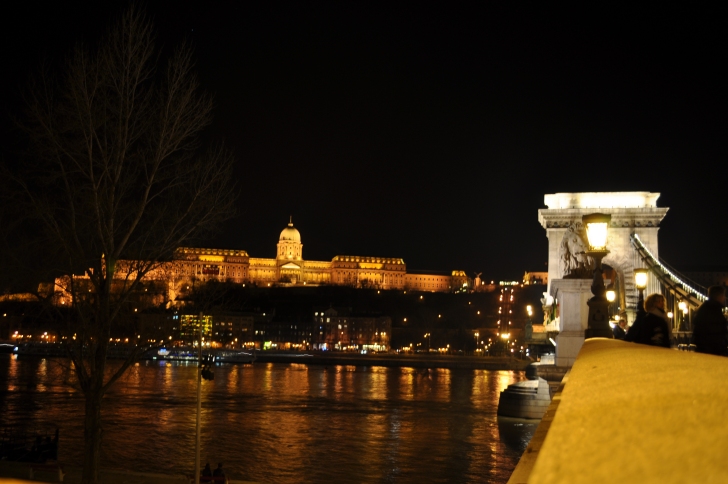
2,7,236,483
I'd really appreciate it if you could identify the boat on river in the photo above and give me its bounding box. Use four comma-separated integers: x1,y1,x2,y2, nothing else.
214,349,256,364
154,347,256,364
12,342,67,358
11,342,255,365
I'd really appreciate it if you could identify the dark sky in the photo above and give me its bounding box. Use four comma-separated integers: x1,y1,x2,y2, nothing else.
2,2,726,280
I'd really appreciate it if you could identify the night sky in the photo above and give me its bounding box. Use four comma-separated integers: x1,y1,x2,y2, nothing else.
2,2,726,280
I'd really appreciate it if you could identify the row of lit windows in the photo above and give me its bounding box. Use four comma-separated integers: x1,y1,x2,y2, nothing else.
334,256,403,264
177,248,248,256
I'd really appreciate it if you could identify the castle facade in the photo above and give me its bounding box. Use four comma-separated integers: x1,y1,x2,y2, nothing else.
52,219,469,307
167,220,467,297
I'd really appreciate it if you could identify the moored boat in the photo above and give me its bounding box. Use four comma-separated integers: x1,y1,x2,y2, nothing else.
153,347,256,364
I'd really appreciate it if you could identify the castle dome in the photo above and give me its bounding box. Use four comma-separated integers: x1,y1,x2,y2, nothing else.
279,218,301,242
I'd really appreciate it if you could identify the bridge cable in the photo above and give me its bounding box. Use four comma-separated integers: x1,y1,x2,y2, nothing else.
629,233,706,310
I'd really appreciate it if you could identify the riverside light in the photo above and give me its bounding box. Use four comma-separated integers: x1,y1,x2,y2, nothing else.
634,269,648,290
606,290,615,302
635,269,649,316
583,213,610,251
583,213,613,339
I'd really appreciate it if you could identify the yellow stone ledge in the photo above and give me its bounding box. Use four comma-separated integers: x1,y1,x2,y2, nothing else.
509,338,728,484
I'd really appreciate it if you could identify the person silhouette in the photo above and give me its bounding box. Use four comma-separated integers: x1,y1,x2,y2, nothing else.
628,293,671,348
202,462,212,481
692,285,727,355
213,463,225,481
612,320,627,340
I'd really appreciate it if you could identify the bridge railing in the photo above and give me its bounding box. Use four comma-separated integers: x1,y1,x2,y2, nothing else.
673,330,694,350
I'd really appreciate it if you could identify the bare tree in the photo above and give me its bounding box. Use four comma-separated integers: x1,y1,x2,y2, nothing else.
4,7,236,483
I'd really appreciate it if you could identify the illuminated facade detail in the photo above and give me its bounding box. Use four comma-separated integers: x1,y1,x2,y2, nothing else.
51,219,468,306
277,218,303,261
164,220,466,298
313,308,391,351
178,314,213,344
523,272,548,285
539,191,668,318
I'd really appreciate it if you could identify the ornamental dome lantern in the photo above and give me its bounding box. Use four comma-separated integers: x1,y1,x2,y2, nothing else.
279,217,301,242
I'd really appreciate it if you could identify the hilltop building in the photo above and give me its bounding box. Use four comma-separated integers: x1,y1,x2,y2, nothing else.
164,219,468,302
52,219,470,307
523,271,548,285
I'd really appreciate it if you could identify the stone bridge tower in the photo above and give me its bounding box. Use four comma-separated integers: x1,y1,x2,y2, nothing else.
539,192,668,321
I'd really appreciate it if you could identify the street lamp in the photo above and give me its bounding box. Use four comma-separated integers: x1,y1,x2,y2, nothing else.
678,300,689,330
501,332,511,357
634,268,648,318
583,213,613,338
606,288,616,320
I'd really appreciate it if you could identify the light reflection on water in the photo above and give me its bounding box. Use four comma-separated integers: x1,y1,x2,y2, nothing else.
0,355,537,483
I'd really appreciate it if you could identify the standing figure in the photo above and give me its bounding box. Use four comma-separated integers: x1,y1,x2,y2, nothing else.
629,293,671,348
612,320,627,340
692,286,727,355
213,463,226,481
202,463,212,481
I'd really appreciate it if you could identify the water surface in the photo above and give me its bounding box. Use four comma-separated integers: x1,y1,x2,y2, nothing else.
0,355,536,483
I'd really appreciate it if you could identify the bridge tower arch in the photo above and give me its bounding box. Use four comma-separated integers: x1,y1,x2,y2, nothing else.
539,192,668,323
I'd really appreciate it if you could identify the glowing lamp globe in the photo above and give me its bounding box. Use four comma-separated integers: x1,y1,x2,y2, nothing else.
582,213,611,251
634,269,648,290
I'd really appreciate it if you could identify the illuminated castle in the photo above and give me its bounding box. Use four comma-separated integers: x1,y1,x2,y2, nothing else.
168,218,468,296
52,219,469,307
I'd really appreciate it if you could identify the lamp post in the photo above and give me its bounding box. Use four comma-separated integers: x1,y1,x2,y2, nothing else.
195,313,203,484
583,213,613,339
634,268,648,318
678,300,688,331
501,332,510,357
606,289,616,320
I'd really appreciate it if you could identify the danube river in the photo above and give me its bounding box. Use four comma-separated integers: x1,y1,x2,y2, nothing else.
0,354,536,483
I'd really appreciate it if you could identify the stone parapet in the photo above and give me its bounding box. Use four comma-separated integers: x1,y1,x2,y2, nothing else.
550,279,592,367
509,339,728,483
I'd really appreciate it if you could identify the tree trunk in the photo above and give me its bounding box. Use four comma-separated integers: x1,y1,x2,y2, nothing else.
81,383,104,483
